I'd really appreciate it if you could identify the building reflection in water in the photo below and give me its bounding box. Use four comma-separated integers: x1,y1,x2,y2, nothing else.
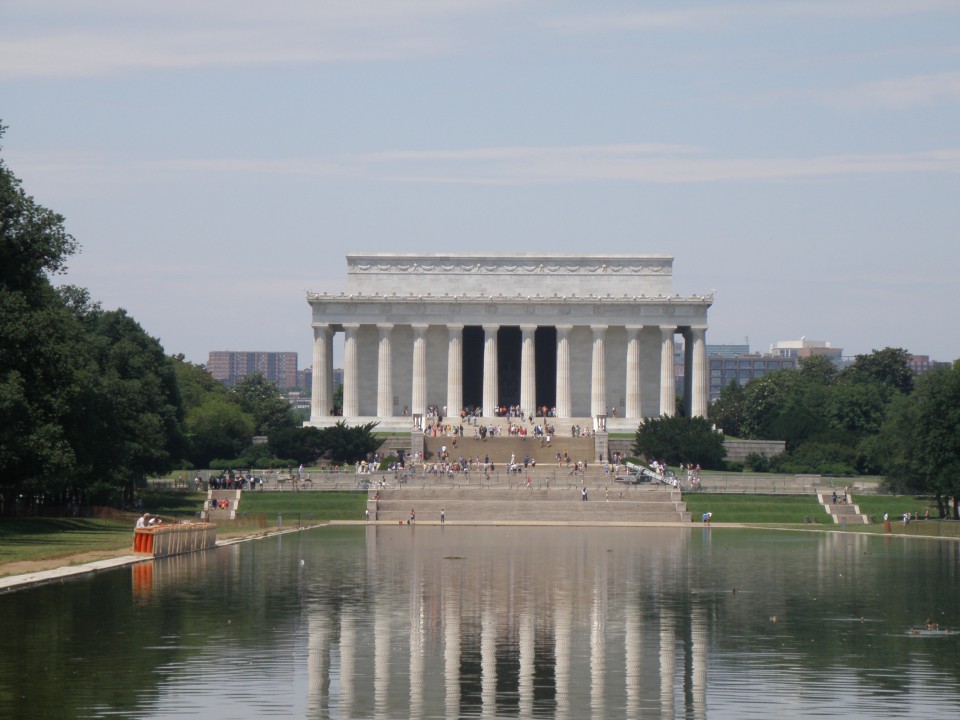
301,526,712,718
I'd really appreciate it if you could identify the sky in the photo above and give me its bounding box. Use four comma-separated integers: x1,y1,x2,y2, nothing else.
3,0,959,369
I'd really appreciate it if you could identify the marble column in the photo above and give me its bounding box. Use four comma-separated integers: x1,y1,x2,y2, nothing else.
409,572,425,718
659,326,677,417
339,613,357,717
590,564,607,718
554,589,572,720
520,324,537,416
307,614,331,718
591,325,607,421
660,614,676,718
625,325,643,420
519,609,534,718
446,324,463,416
444,582,461,718
481,598,497,717
482,324,499,417
683,329,694,417
690,327,708,418
377,324,393,417
374,604,391,719
411,324,428,418
692,604,708,720
326,330,335,417
555,325,572,418
310,323,332,419
342,324,360,417
625,600,642,718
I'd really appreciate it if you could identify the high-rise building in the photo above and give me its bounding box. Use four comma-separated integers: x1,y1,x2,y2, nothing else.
709,354,798,402
206,351,299,388
770,338,843,362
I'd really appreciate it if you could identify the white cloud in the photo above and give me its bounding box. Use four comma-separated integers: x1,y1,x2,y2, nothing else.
22,144,960,187
0,0,521,79
827,72,960,109
547,0,959,34
362,145,960,185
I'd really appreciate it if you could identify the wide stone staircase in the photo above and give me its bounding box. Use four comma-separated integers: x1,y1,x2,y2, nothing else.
367,485,690,524
422,433,598,467
818,491,869,525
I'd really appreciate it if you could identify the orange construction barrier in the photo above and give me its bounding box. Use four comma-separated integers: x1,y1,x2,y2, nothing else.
133,523,216,557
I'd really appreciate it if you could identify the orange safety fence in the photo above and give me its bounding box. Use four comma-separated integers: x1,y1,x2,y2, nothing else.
133,523,216,557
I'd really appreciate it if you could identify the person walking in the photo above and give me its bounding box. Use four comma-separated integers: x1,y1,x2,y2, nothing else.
440,508,445,525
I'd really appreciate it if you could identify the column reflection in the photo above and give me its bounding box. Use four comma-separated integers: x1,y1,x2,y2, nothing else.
311,526,712,718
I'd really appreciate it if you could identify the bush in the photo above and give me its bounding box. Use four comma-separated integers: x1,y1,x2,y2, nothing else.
744,453,769,472
633,416,726,469
723,460,745,472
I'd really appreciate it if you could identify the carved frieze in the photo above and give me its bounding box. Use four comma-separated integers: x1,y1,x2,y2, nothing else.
347,256,672,276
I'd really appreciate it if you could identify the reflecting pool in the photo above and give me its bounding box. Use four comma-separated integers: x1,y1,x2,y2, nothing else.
1,526,958,719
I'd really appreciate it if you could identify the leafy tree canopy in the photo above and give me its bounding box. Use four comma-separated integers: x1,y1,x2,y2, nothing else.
841,347,914,398
230,372,296,437
633,415,726,470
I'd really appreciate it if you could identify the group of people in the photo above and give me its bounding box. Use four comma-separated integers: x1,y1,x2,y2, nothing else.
206,474,258,490
135,513,162,528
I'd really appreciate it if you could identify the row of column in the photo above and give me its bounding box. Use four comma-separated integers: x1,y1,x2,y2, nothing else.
308,584,708,718
312,322,708,421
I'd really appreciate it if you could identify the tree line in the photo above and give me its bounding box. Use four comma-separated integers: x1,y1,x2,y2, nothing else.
0,127,377,513
635,350,960,517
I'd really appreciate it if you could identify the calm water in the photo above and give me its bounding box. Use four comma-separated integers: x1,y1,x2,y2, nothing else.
1,527,958,719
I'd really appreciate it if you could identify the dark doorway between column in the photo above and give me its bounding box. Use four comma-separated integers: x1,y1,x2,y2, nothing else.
498,326,521,408
462,326,484,410
535,326,557,412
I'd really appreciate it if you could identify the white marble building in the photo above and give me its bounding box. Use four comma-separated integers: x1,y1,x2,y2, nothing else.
306,253,712,433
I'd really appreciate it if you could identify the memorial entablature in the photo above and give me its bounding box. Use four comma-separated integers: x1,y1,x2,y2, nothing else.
306,253,712,436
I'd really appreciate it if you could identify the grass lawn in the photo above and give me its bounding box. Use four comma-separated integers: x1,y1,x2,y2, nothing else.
139,489,367,523
683,495,831,524
0,518,134,567
852,495,940,523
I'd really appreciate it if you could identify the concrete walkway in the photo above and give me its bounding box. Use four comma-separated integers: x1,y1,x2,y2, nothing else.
0,525,321,594
0,555,144,593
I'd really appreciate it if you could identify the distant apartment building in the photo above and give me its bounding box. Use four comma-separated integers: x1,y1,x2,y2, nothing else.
770,338,843,363
709,354,798,402
909,355,935,374
206,351,299,388
297,367,342,392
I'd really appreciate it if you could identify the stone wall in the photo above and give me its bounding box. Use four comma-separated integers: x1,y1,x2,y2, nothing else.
722,439,786,462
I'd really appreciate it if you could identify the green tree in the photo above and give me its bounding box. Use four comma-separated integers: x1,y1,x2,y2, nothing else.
797,354,839,386
230,373,295,436
709,380,745,437
823,381,886,435
841,347,914,399
879,362,960,516
185,396,255,468
70,307,185,502
319,421,381,464
0,125,88,510
739,368,804,440
269,426,326,465
170,353,227,409
632,415,726,469
1,126,186,509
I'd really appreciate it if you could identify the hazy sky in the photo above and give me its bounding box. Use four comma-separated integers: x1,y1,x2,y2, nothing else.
3,0,958,369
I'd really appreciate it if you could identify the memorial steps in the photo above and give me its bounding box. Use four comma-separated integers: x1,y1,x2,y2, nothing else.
378,416,630,466
422,434,598,467
367,485,691,524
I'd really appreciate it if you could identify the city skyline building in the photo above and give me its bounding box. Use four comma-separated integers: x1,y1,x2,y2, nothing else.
206,350,299,388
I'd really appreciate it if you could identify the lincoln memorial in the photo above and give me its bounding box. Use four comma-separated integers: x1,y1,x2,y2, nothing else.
306,253,712,437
